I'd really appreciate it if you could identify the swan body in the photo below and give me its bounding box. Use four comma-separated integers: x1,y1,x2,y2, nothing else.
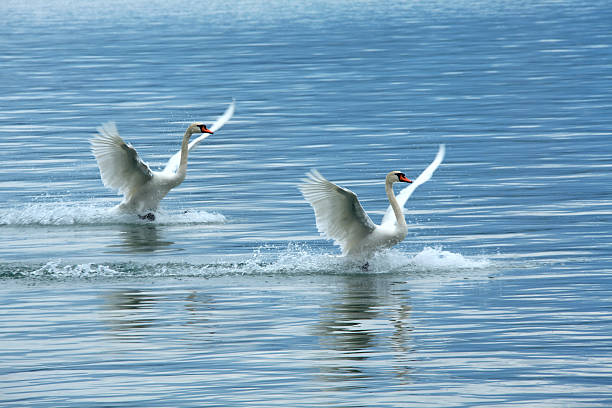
90,101,235,217
299,144,445,258
91,122,212,215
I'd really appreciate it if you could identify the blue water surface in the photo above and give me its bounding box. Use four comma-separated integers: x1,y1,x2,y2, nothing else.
0,0,611,406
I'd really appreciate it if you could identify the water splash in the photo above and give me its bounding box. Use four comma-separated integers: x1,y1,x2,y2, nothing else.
31,260,124,279
411,246,491,271
242,243,491,275
0,202,225,226
1,244,492,281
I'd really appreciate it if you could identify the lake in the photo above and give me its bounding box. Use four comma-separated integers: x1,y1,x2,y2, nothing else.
1,0,611,406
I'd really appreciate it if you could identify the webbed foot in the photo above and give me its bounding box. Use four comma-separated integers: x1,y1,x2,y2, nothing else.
138,213,155,221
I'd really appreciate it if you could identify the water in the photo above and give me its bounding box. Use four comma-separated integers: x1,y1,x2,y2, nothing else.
1,0,611,406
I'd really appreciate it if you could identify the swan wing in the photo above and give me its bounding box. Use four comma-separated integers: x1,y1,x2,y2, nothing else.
90,122,153,196
381,144,445,228
299,169,377,255
208,98,236,133
163,99,235,174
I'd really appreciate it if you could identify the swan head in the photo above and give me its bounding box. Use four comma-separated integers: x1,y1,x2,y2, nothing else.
189,122,214,135
387,171,412,184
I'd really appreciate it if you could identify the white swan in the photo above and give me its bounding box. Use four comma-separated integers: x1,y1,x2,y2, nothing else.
91,122,212,219
299,144,445,259
90,101,235,219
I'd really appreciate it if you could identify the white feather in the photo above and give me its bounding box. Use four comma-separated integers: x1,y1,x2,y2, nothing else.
299,169,376,256
90,122,153,198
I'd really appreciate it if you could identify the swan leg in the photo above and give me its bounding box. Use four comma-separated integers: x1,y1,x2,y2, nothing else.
138,213,156,221
361,262,369,271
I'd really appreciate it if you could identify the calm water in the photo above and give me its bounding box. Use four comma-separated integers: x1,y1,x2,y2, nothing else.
1,0,611,406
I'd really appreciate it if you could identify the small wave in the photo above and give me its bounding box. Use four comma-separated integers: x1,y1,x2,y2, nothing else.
31,261,124,279
0,202,225,226
1,245,492,281
3,260,204,280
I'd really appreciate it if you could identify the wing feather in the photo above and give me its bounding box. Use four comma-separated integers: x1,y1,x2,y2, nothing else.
381,144,445,228
90,122,153,196
299,169,376,255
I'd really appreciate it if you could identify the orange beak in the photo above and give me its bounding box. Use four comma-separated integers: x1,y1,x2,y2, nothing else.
398,174,412,183
198,125,213,134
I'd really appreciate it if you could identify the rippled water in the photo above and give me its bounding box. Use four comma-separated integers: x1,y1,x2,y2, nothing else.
1,0,611,406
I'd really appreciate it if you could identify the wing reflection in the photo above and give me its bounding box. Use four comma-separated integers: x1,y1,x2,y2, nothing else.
100,288,216,341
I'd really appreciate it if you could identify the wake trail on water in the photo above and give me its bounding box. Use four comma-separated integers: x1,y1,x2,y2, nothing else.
2,244,493,280
0,201,226,226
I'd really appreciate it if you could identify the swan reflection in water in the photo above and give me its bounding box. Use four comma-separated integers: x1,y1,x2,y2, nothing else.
101,289,159,337
315,275,415,388
107,223,174,253
101,289,215,341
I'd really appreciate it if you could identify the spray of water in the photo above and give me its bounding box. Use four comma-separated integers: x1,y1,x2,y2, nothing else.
0,202,225,226
4,243,492,281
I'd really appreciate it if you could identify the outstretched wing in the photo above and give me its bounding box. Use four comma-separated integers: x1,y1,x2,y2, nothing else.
208,98,236,133
381,144,445,228
163,99,235,174
90,122,153,196
299,169,377,255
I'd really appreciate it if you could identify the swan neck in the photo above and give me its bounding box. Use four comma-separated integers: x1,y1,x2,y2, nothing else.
386,180,406,228
176,128,193,175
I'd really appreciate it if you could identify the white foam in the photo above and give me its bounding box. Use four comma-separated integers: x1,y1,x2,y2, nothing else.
411,246,491,270
153,209,226,225
236,243,493,276
32,260,123,278
242,242,346,275
0,202,225,226
8,245,492,280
